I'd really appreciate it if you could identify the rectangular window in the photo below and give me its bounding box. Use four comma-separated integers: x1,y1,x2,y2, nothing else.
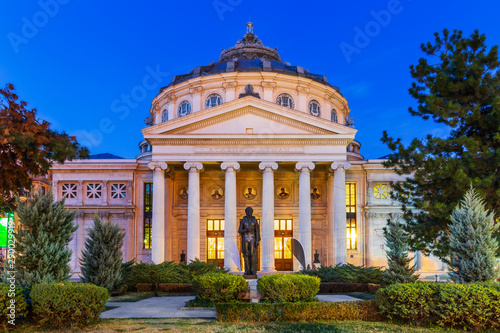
143,183,153,249
86,183,102,199
346,183,357,250
62,183,77,199
111,183,127,199
374,183,389,199
207,219,225,267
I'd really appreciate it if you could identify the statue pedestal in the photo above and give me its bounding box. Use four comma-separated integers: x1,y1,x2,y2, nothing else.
246,279,260,303
243,274,258,280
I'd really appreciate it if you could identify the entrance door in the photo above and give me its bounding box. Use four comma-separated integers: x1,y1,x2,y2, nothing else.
274,219,293,271
207,219,224,268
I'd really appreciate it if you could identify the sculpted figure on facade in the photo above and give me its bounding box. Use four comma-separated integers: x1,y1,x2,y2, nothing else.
238,207,260,275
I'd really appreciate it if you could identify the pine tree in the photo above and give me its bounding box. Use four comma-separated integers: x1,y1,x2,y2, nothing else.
14,191,78,290
80,214,125,291
383,215,419,284
382,30,500,259
448,187,499,283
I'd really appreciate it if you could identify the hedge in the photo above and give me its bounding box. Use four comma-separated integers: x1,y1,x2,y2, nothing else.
192,273,247,303
257,274,320,303
31,283,109,328
301,264,384,284
216,301,381,322
376,282,500,331
319,282,380,293
0,283,28,324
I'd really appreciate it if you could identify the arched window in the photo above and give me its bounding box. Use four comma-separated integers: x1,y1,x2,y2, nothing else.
205,93,223,109
178,101,192,117
161,109,168,122
308,100,321,117
276,93,295,109
331,109,338,123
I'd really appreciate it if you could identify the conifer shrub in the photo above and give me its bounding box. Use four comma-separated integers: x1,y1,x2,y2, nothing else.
300,264,383,284
0,283,28,324
31,282,108,328
257,274,320,303
216,301,381,322
192,273,247,303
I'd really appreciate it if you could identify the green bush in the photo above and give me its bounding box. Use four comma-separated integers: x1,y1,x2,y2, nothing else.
216,301,381,322
319,282,380,293
0,283,28,324
31,282,109,328
257,274,320,303
192,273,247,303
301,264,384,284
125,260,226,290
376,282,500,330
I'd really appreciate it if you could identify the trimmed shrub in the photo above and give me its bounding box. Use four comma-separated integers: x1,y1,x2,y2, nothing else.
192,273,247,303
216,301,381,322
376,282,500,331
135,283,154,292
257,274,320,303
31,282,108,328
157,283,193,293
0,283,28,324
301,264,384,284
319,282,380,293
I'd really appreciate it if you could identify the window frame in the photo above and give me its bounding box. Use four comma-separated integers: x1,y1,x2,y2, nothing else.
177,100,192,117
276,93,295,109
308,100,321,117
204,93,223,109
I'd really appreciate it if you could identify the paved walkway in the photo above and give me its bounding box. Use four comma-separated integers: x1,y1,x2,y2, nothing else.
101,294,361,319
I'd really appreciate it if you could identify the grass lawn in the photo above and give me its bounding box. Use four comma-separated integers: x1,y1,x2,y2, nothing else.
10,318,481,332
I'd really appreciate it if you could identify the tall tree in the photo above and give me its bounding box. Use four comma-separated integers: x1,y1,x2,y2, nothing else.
448,187,498,283
80,214,125,291
381,30,500,259
383,215,419,285
14,191,78,290
0,83,89,210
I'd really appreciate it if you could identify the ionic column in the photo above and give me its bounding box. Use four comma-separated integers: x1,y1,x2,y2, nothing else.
52,181,58,201
221,161,240,272
259,162,278,272
184,162,203,262
295,162,315,269
102,180,108,206
148,161,168,264
327,173,335,266
77,180,83,206
331,161,351,265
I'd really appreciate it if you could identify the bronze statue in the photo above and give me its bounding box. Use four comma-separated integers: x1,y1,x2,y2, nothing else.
238,207,260,275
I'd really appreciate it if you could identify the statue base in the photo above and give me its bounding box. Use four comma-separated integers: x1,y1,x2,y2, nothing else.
243,274,258,280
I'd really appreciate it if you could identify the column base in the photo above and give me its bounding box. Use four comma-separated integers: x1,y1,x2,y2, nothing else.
260,268,277,274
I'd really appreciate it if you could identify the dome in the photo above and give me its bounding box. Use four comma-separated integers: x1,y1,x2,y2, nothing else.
161,23,340,94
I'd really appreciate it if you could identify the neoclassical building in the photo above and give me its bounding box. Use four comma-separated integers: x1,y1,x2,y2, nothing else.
52,23,443,276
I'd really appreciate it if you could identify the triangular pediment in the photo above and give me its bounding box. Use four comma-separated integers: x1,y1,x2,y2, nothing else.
142,97,356,137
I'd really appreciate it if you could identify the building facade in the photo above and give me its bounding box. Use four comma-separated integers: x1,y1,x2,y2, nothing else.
51,23,444,276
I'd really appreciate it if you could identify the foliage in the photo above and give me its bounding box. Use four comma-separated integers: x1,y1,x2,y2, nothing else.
31,282,108,328
319,283,380,293
301,263,384,284
0,83,88,210
216,301,381,323
257,274,320,303
383,216,419,285
376,282,500,330
381,29,500,259
14,191,78,291
192,273,247,304
0,283,28,324
80,214,125,291
448,187,499,283
125,259,225,289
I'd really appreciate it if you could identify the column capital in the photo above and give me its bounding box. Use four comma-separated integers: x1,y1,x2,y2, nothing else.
259,162,278,171
295,161,315,172
221,161,240,171
330,161,351,171
148,161,168,171
184,162,203,172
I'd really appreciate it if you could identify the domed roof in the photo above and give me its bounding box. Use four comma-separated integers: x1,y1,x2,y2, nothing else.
161,23,340,94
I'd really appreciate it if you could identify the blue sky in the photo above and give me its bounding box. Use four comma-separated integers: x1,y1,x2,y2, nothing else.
1,0,499,159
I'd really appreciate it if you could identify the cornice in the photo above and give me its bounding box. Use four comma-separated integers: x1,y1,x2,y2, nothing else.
147,138,354,146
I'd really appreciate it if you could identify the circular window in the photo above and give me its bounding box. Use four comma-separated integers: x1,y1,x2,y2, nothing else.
276,93,295,109
161,109,168,122
308,100,321,117
205,93,223,109
331,109,338,123
178,101,192,117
